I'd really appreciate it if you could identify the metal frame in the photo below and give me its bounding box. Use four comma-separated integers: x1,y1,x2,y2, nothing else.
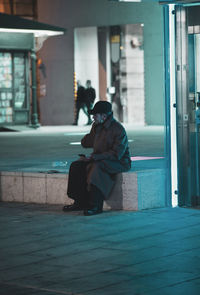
175,5,191,206
160,1,200,4
163,5,173,207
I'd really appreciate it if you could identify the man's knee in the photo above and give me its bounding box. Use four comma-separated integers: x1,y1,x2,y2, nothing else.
70,160,88,172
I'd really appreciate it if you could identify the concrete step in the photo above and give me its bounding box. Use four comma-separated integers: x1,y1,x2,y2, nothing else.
0,169,166,210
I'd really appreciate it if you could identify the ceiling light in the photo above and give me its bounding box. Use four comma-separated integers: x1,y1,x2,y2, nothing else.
0,28,64,37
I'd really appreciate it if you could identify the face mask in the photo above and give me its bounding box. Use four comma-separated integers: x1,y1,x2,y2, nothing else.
93,114,106,124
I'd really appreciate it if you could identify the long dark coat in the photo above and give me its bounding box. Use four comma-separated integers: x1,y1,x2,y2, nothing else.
81,114,131,199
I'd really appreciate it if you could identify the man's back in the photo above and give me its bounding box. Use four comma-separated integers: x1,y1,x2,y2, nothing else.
77,86,86,103
85,87,96,104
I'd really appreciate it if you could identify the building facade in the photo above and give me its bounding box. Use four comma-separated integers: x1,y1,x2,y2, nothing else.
0,1,65,127
37,0,165,126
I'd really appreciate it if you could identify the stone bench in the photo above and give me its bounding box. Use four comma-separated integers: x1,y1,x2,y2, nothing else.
0,169,166,210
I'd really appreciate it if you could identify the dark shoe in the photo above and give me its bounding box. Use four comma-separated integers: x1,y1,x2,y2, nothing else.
84,207,103,216
84,185,104,216
63,203,83,212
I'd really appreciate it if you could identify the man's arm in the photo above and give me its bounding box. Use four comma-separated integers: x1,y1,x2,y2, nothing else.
92,127,129,161
81,124,95,148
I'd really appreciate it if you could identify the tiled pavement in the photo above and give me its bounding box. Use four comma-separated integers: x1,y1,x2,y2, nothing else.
1,203,200,295
0,125,165,173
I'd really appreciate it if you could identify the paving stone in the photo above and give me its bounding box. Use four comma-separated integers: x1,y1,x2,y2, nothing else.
50,272,131,294
1,203,200,294
146,279,200,295
0,283,39,295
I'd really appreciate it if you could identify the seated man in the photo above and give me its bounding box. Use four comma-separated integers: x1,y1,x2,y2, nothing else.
63,101,131,216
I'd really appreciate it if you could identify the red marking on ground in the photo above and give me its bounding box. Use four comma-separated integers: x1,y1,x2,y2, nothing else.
131,156,164,161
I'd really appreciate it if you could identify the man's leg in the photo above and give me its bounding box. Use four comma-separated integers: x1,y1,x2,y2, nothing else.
81,103,91,125
86,102,93,125
63,161,89,211
84,184,104,216
73,102,81,125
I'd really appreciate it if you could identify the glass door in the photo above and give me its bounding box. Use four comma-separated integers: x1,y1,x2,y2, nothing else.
187,33,200,206
175,5,200,207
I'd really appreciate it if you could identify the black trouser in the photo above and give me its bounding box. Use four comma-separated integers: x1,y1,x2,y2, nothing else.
74,102,90,124
67,160,104,209
86,102,93,123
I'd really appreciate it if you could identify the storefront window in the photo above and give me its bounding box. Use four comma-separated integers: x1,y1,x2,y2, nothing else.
0,51,28,124
14,53,26,109
0,53,13,123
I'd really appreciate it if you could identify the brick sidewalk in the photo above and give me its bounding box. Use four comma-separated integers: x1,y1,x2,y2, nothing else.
1,203,200,295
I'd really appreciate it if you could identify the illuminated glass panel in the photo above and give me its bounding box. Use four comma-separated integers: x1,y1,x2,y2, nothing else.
0,51,28,124
14,52,26,109
0,52,13,123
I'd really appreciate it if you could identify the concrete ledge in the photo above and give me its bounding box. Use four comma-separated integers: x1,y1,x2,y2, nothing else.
0,169,166,210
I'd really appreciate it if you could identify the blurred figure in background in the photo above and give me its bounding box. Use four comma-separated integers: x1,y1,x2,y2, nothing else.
85,80,96,125
73,80,88,125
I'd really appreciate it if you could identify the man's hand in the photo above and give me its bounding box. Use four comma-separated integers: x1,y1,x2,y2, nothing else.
78,154,94,161
89,153,100,161
85,155,94,161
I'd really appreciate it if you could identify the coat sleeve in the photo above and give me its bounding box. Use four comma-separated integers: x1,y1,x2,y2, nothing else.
92,127,129,161
81,124,95,148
